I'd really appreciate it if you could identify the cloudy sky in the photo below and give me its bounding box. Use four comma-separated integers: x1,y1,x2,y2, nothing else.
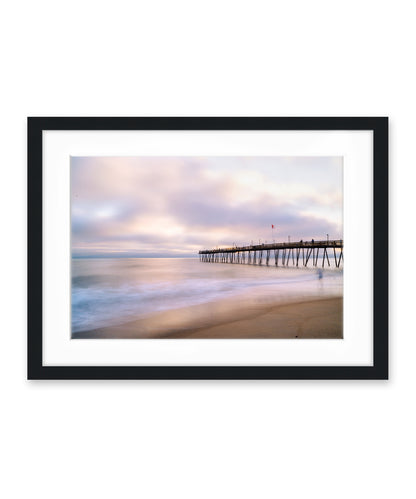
71,156,343,257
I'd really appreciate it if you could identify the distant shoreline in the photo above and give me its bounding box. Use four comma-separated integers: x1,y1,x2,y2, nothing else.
73,296,343,339
72,256,200,259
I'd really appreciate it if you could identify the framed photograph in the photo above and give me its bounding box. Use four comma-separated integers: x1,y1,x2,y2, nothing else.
28,117,388,379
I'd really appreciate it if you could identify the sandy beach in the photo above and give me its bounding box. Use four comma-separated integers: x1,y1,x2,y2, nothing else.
74,296,343,339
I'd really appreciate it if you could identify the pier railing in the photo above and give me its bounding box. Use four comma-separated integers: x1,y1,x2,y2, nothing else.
199,239,343,268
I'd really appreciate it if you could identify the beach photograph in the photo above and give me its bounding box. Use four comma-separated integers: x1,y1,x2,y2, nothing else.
71,156,343,339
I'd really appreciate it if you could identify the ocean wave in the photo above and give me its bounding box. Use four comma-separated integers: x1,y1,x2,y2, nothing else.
71,258,342,332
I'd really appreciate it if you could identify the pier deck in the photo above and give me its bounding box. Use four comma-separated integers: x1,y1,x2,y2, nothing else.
199,239,343,268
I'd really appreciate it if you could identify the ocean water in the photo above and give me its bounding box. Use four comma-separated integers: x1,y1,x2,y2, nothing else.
71,257,343,333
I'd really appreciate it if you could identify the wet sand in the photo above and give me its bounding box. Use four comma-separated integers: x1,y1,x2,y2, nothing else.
73,296,343,339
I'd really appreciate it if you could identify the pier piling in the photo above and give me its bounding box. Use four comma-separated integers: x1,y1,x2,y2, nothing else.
199,239,343,268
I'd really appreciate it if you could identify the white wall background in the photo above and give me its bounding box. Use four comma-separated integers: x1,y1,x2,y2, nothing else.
0,1,411,498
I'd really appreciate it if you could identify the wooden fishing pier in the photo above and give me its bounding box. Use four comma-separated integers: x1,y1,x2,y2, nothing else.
199,239,343,268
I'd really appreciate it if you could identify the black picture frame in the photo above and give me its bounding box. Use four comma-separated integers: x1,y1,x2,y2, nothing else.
28,117,388,380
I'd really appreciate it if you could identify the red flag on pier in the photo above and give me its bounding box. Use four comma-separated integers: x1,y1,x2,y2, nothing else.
271,224,275,229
